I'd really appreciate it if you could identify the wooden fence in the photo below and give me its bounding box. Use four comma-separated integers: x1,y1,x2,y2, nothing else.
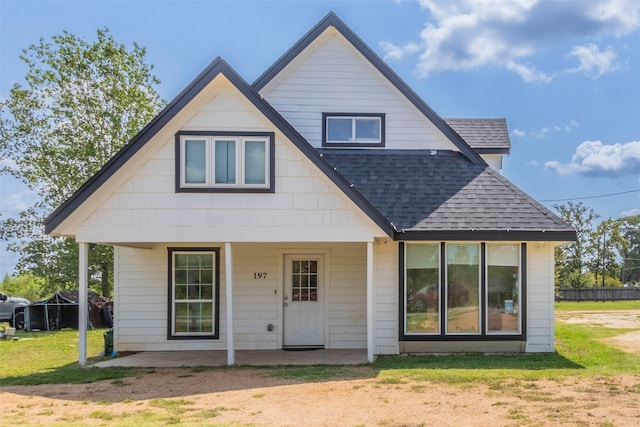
557,287,640,302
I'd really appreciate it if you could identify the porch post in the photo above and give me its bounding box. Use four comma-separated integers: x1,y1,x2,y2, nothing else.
225,242,235,365
366,241,375,363
78,242,89,367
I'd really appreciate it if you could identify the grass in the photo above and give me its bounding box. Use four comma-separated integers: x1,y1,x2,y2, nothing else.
1,303,639,388
0,328,137,386
555,300,640,311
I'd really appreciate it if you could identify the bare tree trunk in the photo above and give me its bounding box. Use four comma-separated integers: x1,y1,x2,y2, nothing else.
101,263,110,297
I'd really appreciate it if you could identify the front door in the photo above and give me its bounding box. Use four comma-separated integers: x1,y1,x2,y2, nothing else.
283,255,324,348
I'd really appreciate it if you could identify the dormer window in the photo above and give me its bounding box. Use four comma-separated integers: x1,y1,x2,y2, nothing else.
322,113,385,147
176,131,275,193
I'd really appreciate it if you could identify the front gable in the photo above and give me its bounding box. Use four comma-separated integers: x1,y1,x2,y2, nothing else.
254,13,485,164
46,59,388,242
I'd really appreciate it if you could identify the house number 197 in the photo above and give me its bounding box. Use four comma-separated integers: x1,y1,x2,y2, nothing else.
253,272,267,279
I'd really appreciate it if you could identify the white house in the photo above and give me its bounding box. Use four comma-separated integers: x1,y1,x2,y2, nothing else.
45,13,575,365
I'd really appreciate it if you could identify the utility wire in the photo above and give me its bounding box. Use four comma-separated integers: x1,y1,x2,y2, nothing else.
540,188,640,202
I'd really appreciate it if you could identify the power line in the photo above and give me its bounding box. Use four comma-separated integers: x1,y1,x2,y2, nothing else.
540,188,640,202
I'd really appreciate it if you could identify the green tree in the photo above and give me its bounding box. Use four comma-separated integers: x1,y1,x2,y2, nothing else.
588,218,626,287
0,29,164,296
621,215,640,285
0,273,47,303
554,202,599,287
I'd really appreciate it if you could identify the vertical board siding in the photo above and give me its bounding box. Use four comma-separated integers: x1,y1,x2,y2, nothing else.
260,32,454,151
115,242,369,351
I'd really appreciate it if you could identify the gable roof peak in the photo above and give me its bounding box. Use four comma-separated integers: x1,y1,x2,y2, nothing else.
253,12,487,166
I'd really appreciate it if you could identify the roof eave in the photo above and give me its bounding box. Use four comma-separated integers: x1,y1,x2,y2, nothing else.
394,230,577,242
44,57,234,235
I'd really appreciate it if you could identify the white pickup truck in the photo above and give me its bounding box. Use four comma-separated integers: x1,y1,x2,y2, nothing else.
0,291,29,329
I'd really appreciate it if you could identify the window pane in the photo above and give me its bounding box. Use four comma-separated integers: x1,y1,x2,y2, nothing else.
185,139,206,184
172,252,216,335
215,140,236,184
244,140,266,184
355,118,380,141
487,244,520,333
406,244,440,334
327,118,352,142
446,244,479,334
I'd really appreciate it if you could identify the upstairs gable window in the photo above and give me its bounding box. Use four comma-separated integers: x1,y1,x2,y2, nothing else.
322,113,385,147
176,131,275,193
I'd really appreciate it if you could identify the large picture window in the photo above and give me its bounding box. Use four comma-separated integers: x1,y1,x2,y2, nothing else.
403,242,524,339
487,244,521,334
176,132,274,192
446,244,480,334
168,248,220,339
322,113,384,147
406,244,440,334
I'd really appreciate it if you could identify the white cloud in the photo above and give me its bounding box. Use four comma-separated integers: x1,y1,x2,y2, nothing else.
545,140,640,176
380,41,420,61
568,44,618,78
536,120,578,139
391,0,640,82
0,189,38,216
511,128,526,138
621,208,640,217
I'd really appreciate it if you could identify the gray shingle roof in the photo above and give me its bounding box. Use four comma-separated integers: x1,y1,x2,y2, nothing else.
319,149,574,240
445,118,511,153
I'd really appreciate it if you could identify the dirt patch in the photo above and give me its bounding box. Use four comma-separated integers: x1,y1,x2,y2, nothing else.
2,369,640,426
3,311,640,426
556,310,640,329
557,310,640,353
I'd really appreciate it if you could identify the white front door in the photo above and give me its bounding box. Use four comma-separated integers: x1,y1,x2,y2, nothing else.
283,255,324,348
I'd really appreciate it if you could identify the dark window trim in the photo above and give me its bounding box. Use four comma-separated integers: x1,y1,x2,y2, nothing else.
399,241,527,341
322,113,385,148
167,247,220,340
175,131,275,193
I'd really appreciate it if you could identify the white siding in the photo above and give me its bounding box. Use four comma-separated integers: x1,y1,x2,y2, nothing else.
114,242,368,352
373,239,399,354
68,75,382,244
259,29,457,151
526,242,556,352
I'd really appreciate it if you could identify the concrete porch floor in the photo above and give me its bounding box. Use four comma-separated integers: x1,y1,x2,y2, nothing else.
93,349,369,368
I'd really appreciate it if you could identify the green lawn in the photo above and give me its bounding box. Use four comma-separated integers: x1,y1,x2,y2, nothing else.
1,302,639,386
555,300,640,311
0,329,136,385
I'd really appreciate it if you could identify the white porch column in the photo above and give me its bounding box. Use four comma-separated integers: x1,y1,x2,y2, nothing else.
366,241,375,363
78,242,89,367
225,242,235,365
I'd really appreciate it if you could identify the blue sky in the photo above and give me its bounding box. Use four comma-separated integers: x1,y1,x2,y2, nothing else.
1,0,639,277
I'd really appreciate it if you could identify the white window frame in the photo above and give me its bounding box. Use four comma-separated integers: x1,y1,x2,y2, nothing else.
179,135,270,190
323,114,384,146
181,137,211,188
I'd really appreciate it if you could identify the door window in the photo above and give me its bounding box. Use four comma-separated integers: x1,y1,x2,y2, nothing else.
291,260,318,302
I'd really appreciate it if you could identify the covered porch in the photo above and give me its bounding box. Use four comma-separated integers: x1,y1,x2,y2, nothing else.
76,241,381,367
